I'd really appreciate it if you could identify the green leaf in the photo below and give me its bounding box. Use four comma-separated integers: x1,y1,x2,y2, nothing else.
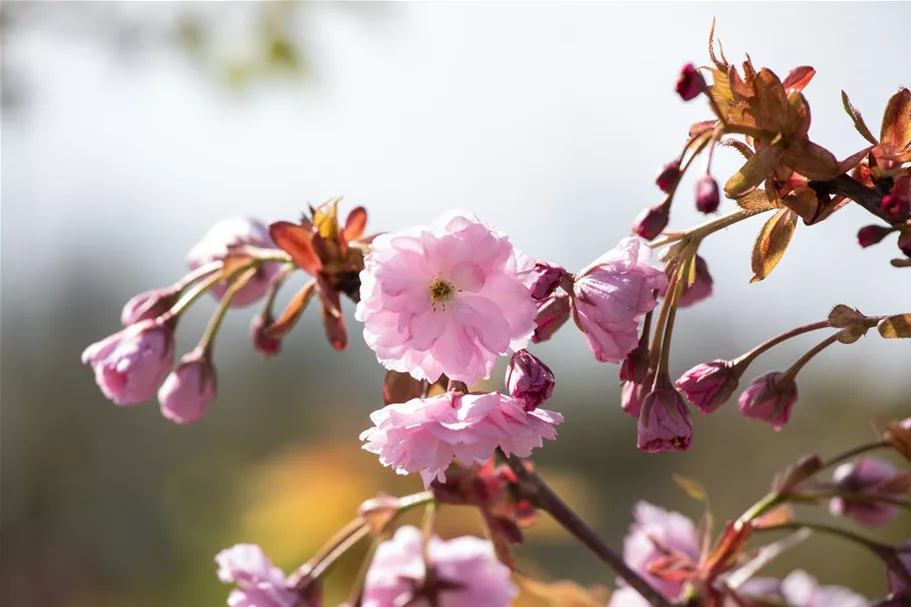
725,144,783,198
750,208,797,283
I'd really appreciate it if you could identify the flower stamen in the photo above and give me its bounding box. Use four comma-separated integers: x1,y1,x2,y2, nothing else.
429,278,455,309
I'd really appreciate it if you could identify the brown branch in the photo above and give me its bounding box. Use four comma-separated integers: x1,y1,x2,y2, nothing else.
502,453,674,607
809,174,894,224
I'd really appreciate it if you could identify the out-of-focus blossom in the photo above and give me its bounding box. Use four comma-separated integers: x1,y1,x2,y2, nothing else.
738,372,798,430
187,217,280,307
620,502,699,601
675,359,738,414
655,161,682,193
362,525,517,607
887,541,911,595
531,293,571,344
829,457,900,526
81,319,175,406
675,63,707,101
355,212,536,384
632,203,670,241
778,570,869,607
505,350,555,411
215,544,302,607
570,237,667,363
360,391,562,487
120,286,180,326
659,255,713,308
695,175,720,214
158,349,217,424
620,381,646,418
251,313,282,357
636,387,692,452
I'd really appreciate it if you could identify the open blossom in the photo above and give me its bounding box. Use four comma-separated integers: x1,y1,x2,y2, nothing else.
637,387,692,452
570,238,667,363
738,372,798,430
360,391,562,487
215,544,302,607
777,570,869,607
81,319,175,406
158,349,217,424
187,217,280,308
620,502,699,601
829,457,899,526
355,212,537,384
362,525,517,607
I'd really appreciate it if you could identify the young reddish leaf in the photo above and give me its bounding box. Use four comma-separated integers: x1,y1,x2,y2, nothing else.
828,304,865,328
725,145,783,198
703,521,752,578
707,18,727,71
735,189,777,212
877,313,911,339
786,92,812,139
263,281,317,340
383,370,424,405
720,138,755,160
342,206,368,242
880,87,911,150
841,91,878,145
269,221,322,275
750,208,797,283
780,186,819,225
750,69,790,132
781,140,839,181
753,504,794,529
690,120,718,139
838,146,874,174
672,474,707,501
782,66,815,93
320,290,348,351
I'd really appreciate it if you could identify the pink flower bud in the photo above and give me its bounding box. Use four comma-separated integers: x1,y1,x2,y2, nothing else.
637,387,692,452
675,359,739,414
620,380,646,418
158,349,217,424
505,350,555,411
620,344,650,383
675,63,706,101
251,313,281,357
695,175,720,214
187,217,281,308
737,372,797,430
81,319,175,406
828,457,899,527
120,287,180,326
525,261,568,300
888,541,911,595
881,194,911,222
215,544,305,607
632,203,670,241
655,161,682,193
531,293,571,344
658,255,713,308
857,225,893,248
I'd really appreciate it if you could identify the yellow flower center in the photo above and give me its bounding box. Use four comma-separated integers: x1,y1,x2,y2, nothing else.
429,278,455,308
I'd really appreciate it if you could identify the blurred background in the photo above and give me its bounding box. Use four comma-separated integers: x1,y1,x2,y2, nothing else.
2,3,909,606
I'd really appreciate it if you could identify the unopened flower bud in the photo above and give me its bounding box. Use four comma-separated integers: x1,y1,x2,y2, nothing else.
526,262,568,300
620,344,650,384
251,313,281,357
659,255,714,308
829,457,900,527
158,349,217,424
505,350,555,411
531,293,571,344
737,372,798,430
655,161,682,193
675,63,707,101
637,386,692,452
695,175,720,214
620,380,646,418
675,359,739,414
887,541,911,596
857,225,893,248
898,230,911,257
632,203,670,241
81,319,175,406
121,287,180,326
882,194,911,222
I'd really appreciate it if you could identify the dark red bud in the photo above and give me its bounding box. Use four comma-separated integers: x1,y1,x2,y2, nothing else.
633,203,670,241
620,344,650,384
881,194,911,222
675,63,707,101
655,161,682,193
505,350,555,411
857,225,893,248
251,314,281,357
695,175,720,214
898,231,911,258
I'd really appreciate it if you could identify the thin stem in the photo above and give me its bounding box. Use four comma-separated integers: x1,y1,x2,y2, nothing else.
167,272,224,318
308,524,371,581
198,267,257,356
789,491,911,510
755,521,887,554
175,261,223,291
347,534,384,607
732,320,831,371
502,453,674,607
658,246,695,376
649,208,769,249
737,492,784,526
648,270,679,373
261,262,297,316
819,440,889,472
781,333,840,383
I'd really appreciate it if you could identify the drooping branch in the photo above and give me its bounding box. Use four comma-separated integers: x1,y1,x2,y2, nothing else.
809,174,894,225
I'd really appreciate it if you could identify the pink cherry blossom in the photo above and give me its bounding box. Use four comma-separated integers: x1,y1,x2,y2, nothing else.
81,319,175,406
779,570,868,607
658,255,714,308
888,541,911,594
738,372,798,430
215,544,301,607
829,457,900,526
187,217,280,308
621,501,700,601
158,349,217,424
360,391,563,487
675,359,739,414
355,212,537,384
570,237,667,363
636,387,692,453
362,525,517,607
